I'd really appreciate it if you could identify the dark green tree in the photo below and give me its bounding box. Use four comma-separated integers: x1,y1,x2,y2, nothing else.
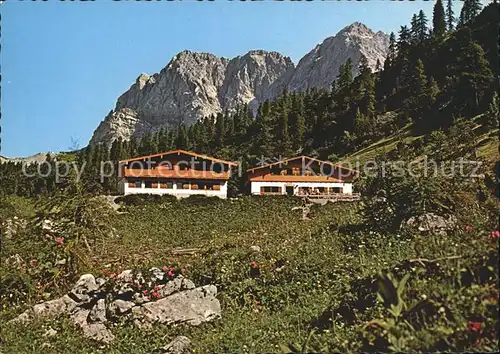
433,0,447,37
458,0,482,27
485,92,499,130
446,0,455,31
417,10,429,41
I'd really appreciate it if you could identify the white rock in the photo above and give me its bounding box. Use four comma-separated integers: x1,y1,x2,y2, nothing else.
133,285,221,327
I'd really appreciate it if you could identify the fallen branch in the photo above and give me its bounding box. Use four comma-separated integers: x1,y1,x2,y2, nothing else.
408,255,462,267
170,248,200,255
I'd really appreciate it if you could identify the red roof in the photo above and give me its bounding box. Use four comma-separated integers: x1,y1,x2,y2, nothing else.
124,168,230,180
119,149,238,166
247,155,358,175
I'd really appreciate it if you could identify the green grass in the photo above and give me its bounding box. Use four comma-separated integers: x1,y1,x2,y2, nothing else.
1,196,498,353
338,125,421,166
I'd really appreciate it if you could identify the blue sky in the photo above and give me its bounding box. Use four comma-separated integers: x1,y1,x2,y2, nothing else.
1,0,469,157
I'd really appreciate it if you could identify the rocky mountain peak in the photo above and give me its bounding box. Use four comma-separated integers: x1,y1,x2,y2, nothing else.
90,22,389,146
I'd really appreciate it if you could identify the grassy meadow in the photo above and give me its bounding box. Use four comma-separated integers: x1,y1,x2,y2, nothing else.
1,194,498,353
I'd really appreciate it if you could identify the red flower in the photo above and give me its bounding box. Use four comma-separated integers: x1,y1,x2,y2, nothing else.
490,231,500,239
55,237,64,247
170,266,175,272
138,284,142,289
151,291,159,298
30,259,37,266
103,269,110,276
250,261,259,269
143,289,149,295
162,265,168,272
167,270,175,278
109,273,117,279
154,285,161,291
468,321,482,332
465,225,473,232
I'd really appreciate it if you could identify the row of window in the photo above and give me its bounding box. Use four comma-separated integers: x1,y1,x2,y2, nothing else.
128,181,221,191
260,186,282,194
259,186,344,195
297,187,343,195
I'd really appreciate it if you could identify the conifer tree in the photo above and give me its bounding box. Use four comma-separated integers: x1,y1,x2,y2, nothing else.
175,123,189,149
426,77,440,106
386,32,397,67
446,0,455,31
157,127,170,152
277,111,293,156
214,113,226,149
337,58,353,92
129,136,138,157
225,113,235,145
410,14,419,42
433,0,446,37
485,92,499,130
413,59,428,96
417,10,429,41
397,26,412,56
458,0,482,27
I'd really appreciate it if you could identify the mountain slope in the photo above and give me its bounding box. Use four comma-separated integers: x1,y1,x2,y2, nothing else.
90,22,389,146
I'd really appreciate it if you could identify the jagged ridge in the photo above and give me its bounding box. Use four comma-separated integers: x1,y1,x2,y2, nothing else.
90,22,388,146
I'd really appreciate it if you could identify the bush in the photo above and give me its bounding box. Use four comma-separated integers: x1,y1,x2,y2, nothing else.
115,194,178,206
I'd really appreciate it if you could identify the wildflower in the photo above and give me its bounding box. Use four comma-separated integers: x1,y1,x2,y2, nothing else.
30,259,37,267
490,230,500,239
154,285,161,291
250,261,259,269
55,237,64,247
151,291,159,299
468,321,482,332
109,273,117,279
167,270,175,278
138,284,142,289
143,289,149,296
103,269,110,276
465,225,473,232
162,265,168,272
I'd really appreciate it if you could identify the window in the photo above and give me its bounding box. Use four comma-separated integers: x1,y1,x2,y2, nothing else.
144,181,153,188
135,181,142,188
152,183,158,188
329,187,342,194
260,186,282,194
176,182,183,190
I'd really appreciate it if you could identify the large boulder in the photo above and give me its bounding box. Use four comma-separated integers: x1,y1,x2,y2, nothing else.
70,274,99,302
404,213,457,235
132,285,221,327
8,270,220,344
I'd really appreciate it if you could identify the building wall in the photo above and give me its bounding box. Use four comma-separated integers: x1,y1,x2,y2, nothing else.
122,179,228,199
250,181,353,195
